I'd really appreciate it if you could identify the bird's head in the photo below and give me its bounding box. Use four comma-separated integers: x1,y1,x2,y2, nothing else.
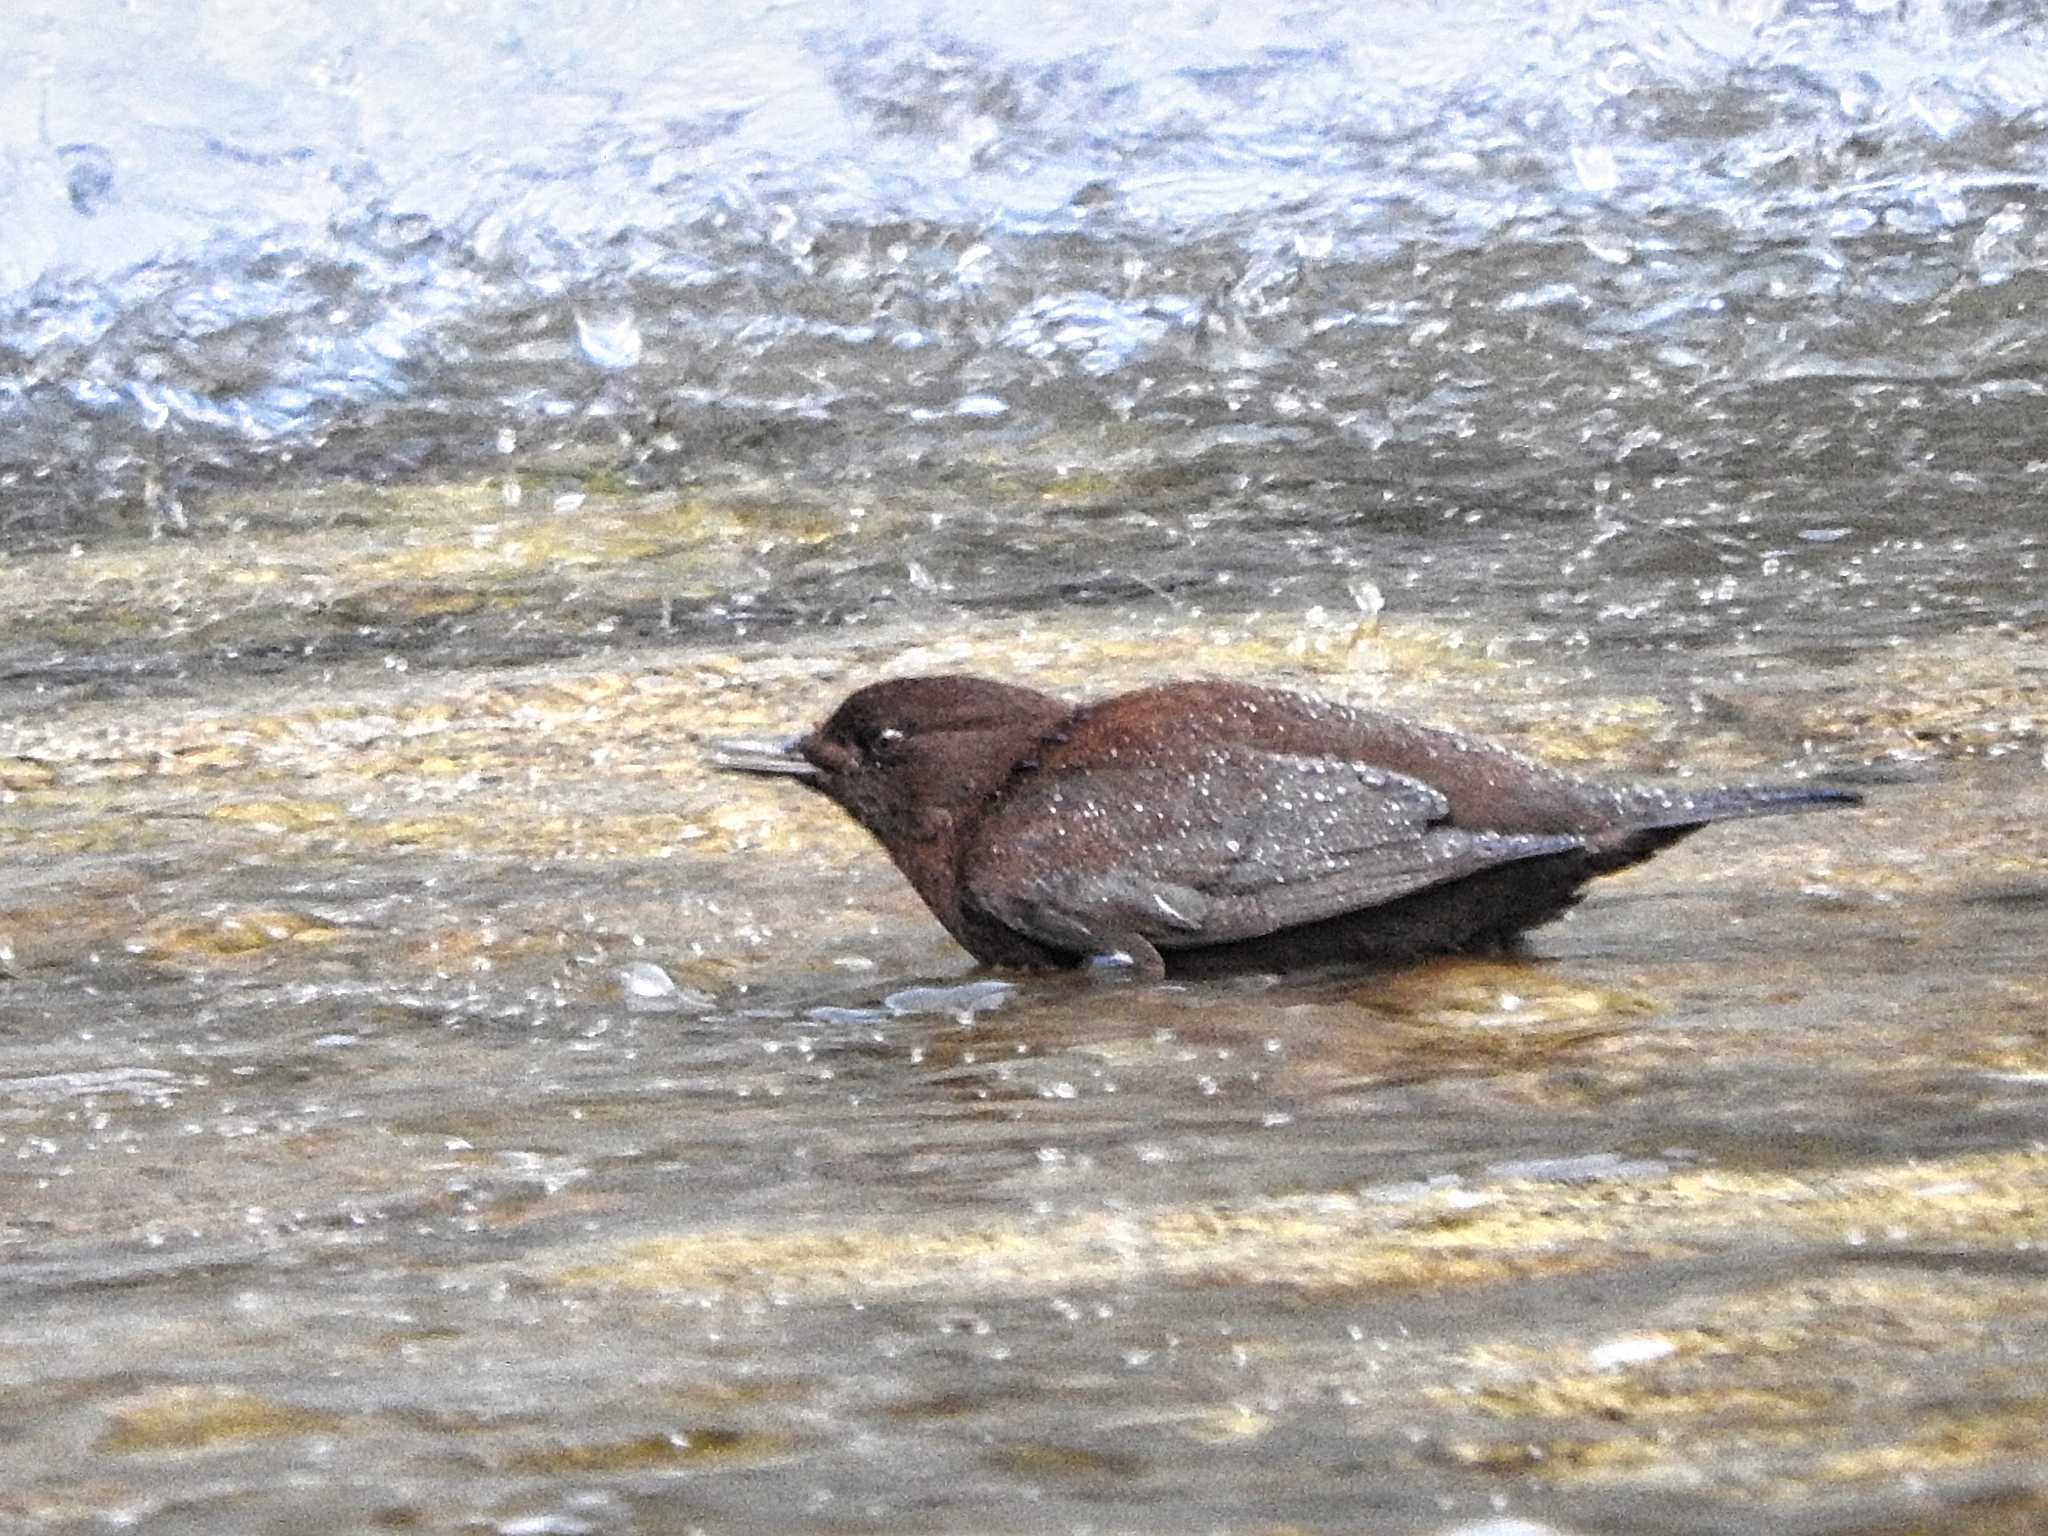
710,675,1074,849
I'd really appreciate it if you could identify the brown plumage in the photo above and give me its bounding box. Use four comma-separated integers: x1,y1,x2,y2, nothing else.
711,675,1861,980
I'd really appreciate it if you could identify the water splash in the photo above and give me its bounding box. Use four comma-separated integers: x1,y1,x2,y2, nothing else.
3,0,2046,535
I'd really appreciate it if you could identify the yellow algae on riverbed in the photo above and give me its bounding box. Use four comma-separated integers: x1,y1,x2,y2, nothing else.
555,1145,2048,1302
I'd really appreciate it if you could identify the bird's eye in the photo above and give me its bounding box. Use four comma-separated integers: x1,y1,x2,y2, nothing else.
864,725,907,758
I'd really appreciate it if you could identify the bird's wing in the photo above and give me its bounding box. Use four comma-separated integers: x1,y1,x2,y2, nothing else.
959,746,1584,962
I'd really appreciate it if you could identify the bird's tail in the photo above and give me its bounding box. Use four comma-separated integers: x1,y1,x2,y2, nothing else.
1587,782,1861,872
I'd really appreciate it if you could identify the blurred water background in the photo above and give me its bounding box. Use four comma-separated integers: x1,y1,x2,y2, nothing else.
5,0,2046,574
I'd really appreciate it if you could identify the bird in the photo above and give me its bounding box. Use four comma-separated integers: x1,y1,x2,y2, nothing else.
710,675,1862,980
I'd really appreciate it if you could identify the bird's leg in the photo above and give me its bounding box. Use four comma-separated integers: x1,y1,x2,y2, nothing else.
972,882,1177,982
1082,938,1167,983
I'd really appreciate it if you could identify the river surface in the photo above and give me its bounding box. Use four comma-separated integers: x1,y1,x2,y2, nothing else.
3,2,2047,1533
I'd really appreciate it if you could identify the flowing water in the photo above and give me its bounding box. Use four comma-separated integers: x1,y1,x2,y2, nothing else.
2,2,2046,1532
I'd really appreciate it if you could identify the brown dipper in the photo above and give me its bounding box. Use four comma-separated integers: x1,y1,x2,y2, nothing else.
711,676,1861,980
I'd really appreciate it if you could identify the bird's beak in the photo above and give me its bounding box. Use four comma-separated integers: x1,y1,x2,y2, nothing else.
705,735,821,781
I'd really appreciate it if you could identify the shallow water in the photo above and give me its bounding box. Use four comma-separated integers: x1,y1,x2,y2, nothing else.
3,565,2044,1533
5,0,2048,1531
